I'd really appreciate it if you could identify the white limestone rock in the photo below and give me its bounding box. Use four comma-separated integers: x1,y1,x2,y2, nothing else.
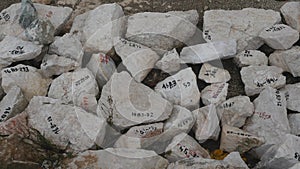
198,63,231,83
97,71,173,130
27,96,107,152
165,133,210,162
259,24,299,50
48,68,98,104
288,114,300,137
234,50,268,67
203,8,281,52
0,86,28,123
114,38,159,82
244,87,290,158
281,2,300,32
223,152,250,169
240,66,286,96
155,49,181,73
0,36,42,68
217,96,254,128
1,64,51,101
73,92,98,114
269,46,300,77
220,125,264,154
180,40,237,64
201,83,228,106
281,83,300,112
60,148,169,169
155,68,200,110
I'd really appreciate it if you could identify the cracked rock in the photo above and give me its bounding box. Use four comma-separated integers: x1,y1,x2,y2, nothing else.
234,50,268,67
201,82,229,106
198,63,231,83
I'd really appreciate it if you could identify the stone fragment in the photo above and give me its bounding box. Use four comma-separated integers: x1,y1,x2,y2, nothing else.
244,87,290,158
203,8,281,52
60,148,169,169
201,83,228,106
281,2,300,32
0,36,42,68
32,0,51,4
25,18,55,44
269,46,300,77
19,0,38,29
115,38,160,82
259,24,299,50
57,0,80,8
281,83,300,112
223,152,250,169
1,64,51,101
288,114,300,137
73,92,98,114
180,40,237,64
155,48,181,73
165,133,210,162
240,66,286,96
86,53,116,88
192,104,220,142
220,125,264,154
234,50,268,67
27,96,107,152
155,68,200,110
198,63,231,83
217,96,254,128
0,112,30,138
97,71,173,130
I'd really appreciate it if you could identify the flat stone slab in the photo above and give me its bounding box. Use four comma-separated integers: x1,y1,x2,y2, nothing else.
198,63,231,83
234,50,268,67
201,82,229,105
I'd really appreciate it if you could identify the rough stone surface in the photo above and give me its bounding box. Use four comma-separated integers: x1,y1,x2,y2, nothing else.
25,18,55,45
198,63,231,83
0,112,30,138
269,46,300,77
281,82,300,112
203,8,281,52
201,82,229,106
73,92,98,114
97,71,173,130
259,24,299,50
240,65,286,96
280,2,300,32
180,40,237,64
19,0,38,29
155,67,200,110
288,114,300,137
234,50,268,67
155,48,181,73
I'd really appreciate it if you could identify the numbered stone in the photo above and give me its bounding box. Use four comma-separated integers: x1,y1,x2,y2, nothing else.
27,96,107,152
244,87,290,158
165,133,210,162
73,92,97,114
155,48,181,73
220,125,264,154
114,38,159,82
48,68,99,104
60,148,169,169
288,114,300,137
198,63,231,83
192,104,220,142
259,134,300,169
281,2,300,32
241,65,286,96
1,64,51,101
217,96,254,128
19,0,38,29
269,46,300,77
259,24,299,50
201,82,229,106
180,40,237,64
281,83,300,112
234,50,268,67
155,68,200,110
203,8,281,52
0,36,42,68
97,71,173,130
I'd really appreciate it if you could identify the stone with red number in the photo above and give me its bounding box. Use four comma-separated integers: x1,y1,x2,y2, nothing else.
1,64,51,101
114,38,160,82
48,68,99,104
240,65,286,96
281,82,300,112
234,50,268,67
155,48,181,73
220,125,264,154
259,24,299,50
27,96,107,152
86,53,116,88
269,46,300,77
259,134,300,169
97,71,173,130
203,8,281,52
216,96,254,128
288,114,300,137
60,148,169,169
192,104,220,142
281,2,300,32
155,67,200,110
201,82,229,106
243,87,290,158
0,36,42,68
73,92,98,114
165,133,210,162
198,63,231,83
